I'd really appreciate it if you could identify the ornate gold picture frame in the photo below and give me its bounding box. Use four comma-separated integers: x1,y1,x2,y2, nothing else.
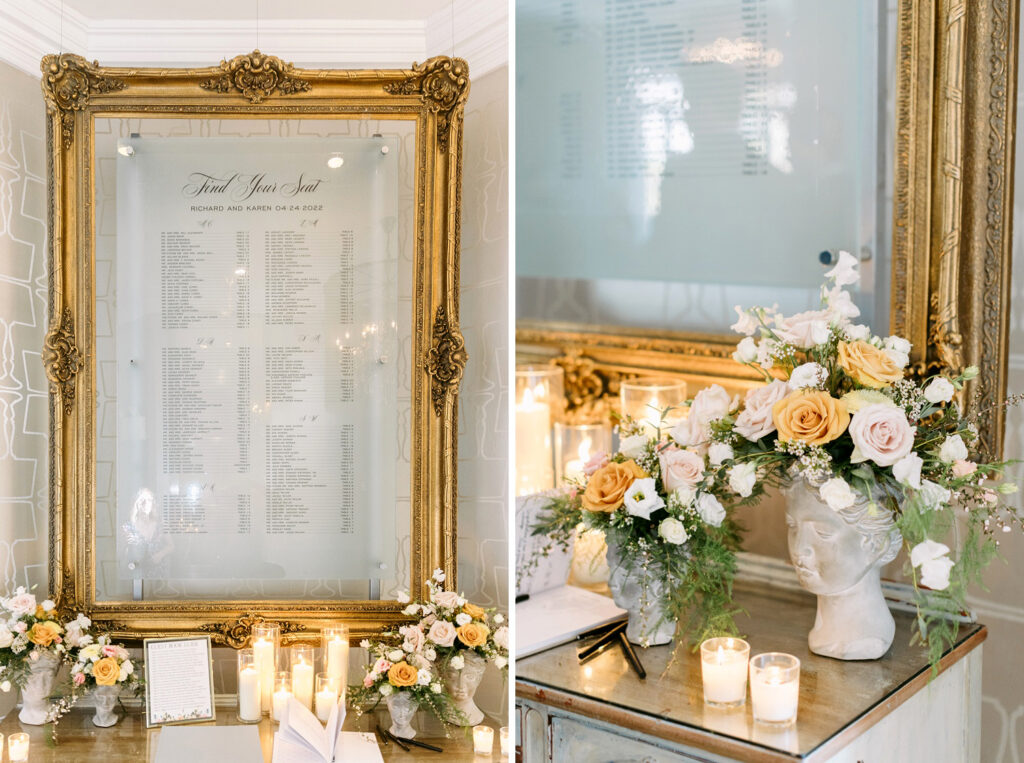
517,0,1018,459
42,51,469,644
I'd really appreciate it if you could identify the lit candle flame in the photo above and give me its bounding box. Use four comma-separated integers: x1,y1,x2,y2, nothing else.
577,436,592,463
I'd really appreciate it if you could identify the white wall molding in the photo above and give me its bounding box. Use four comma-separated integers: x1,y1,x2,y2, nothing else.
0,0,507,79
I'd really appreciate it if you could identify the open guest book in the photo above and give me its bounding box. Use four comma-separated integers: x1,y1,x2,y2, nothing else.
516,494,627,657
272,697,384,763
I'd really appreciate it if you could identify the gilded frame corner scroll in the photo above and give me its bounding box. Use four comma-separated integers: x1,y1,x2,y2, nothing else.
517,1,1019,457
42,51,469,645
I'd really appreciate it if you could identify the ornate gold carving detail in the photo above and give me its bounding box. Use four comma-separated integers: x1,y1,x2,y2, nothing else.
551,352,632,423
426,306,467,416
40,54,127,148
385,57,469,151
43,307,82,416
199,50,311,104
198,612,308,649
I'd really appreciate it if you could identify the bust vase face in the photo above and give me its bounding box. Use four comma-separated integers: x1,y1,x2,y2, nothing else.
444,655,485,701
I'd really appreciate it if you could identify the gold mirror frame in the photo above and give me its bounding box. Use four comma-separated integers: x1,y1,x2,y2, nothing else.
516,0,1019,459
41,51,469,645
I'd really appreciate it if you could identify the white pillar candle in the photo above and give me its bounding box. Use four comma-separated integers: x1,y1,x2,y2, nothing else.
326,636,348,684
253,637,275,713
315,688,337,722
515,387,552,495
272,688,292,722
238,666,262,722
750,653,800,725
700,637,749,708
473,725,494,755
293,660,314,710
499,726,510,756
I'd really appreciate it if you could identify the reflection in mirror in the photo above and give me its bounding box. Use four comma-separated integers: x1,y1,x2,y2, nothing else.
516,0,894,334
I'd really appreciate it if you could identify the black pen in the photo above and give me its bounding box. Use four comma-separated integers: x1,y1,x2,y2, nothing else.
578,634,618,665
577,621,626,660
515,593,530,603
374,725,388,746
385,729,410,751
618,631,647,679
576,618,628,641
397,736,443,753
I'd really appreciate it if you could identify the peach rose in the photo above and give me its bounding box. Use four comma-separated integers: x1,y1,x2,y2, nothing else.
772,391,849,445
848,404,915,466
27,621,62,647
456,622,490,648
581,460,647,512
837,341,904,388
92,657,120,686
387,661,419,687
658,447,704,492
462,602,486,620
734,379,790,441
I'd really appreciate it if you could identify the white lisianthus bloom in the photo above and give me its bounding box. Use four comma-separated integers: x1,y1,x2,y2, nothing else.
728,463,757,497
924,377,955,404
939,434,969,463
788,362,828,389
658,517,689,545
388,650,404,662
455,613,472,626
0,628,13,650
883,348,910,369
824,286,861,321
618,434,647,459
623,478,666,520
825,250,860,286
819,477,857,510
731,306,759,336
673,485,696,506
119,661,134,682
450,654,465,670
884,336,912,355
403,604,419,616
918,480,952,510
845,323,872,341
417,669,432,686
41,599,55,612
431,682,442,693
708,442,734,465
777,310,831,349
689,385,733,425
432,568,446,583
396,591,411,604
892,452,923,490
733,336,758,364
493,613,504,624
696,493,726,527
910,540,955,591
379,684,393,696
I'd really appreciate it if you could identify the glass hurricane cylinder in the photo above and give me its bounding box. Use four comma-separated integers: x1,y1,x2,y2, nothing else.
750,653,800,726
237,649,262,723
289,645,316,711
515,365,564,496
272,672,292,723
619,377,688,435
252,623,280,714
554,422,612,484
315,673,340,722
322,625,349,689
700,637,750,708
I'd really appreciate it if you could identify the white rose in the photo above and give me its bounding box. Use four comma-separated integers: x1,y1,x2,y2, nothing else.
939,434,968,463
672,485,696,506
623,478,666,520
733,336,758,364
696,493,726,527
892,452,923,490
417,669,432,686
731,306,759,336
884,336,912,355
618,434,647,459
788,362,828,389
845,323,871,341
825,250,860,286
708,442,734,465
884,348,910,369
849,404,916,467
734,379,790,442
379,684,393,696
668,415,707,449
819,477,857,511
923,377,955,404
728,463,757,497
493,614,504,624
658,517,689,545
824,287,861,321
918,480,952,510
119,661,134,682
0,628,13,650
777,310,831,349
689,385,733,425
455,613,472,626
388,650,404,662
493,626,509,650
910,540,955,591
450,654,465,670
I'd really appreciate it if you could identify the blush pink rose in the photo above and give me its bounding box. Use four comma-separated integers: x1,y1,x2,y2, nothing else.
688,385,733,425
73,672,86,686
402,625,426,653
952,459,977,478
583,451,610,476
659,447,705,492
432,591,461,609
849,404,916,467
6,593,36,617
427,620,457,647
733,380,790,442
102,645,118,658
776,310,831,349
363,674,374,688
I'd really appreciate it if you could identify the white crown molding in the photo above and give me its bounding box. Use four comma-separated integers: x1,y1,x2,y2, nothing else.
0,0,507,79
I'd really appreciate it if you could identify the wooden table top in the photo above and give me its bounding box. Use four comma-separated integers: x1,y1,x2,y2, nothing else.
0,704,503,762
516,581,985,762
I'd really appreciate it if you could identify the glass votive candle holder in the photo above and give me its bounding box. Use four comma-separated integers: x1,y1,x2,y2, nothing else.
515,365,564,496
499,725,510,756
289,644,316,710
555,422,612,484
322,624,349,689
8,733,26,762
619,377,688,435
473,724,495,755
700,637,750,708
272,671,293,722
237,648,262,723
750,652,800,726
252,622,280,714
315,673,340,722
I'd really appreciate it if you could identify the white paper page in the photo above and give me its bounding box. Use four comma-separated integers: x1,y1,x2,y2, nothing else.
146,638,214,725
333,732,385,763
516,585,627,658
272,733,326,763
325,701,345,754
280,697,330,761
156,726,262,763
515,494,572,596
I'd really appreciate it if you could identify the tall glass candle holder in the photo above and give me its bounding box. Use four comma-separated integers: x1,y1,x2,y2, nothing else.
750,652,800,726
237,648,262,723
619,377,688,435
315,673,340,722
555,422,612,484
700,637,749,708
252,622,280,714
289,645,316,710
515,365,564,496
272,672,292,723
322,625,349,689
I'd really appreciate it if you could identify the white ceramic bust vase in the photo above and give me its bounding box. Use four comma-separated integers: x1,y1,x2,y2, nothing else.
441,651,486,726
785,479,902,660
606,544,676,647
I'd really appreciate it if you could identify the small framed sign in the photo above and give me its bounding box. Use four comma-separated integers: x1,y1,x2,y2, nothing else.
144,635,217,727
